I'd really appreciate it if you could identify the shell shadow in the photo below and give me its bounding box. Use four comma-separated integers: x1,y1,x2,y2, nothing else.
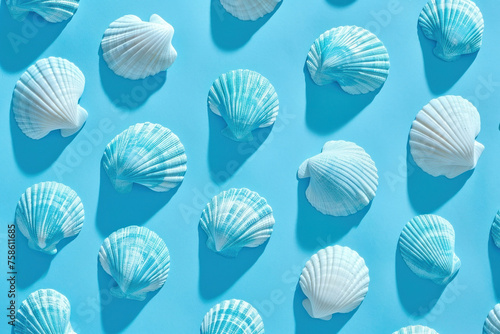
488,237,500,299
95,164,179,237
198,225,267,300
210,0,282,50
304,64,379,134
325,0,356,6
417,25,477,95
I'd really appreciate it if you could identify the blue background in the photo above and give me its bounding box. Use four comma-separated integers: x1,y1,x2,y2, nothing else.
1,0,499,333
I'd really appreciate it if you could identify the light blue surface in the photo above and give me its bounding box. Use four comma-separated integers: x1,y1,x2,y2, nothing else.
1,0,500,333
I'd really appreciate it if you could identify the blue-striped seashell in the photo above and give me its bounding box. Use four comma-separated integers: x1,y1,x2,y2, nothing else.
13,57,87,140
484,304,500,334
491,211,500,248
200,188,274,257
201,299,264,334
220,0,281,21
102,122,187,193
15,181,84,255
99,226,170,301
298,140,378,216
393,325,439,334
6,0,79,22
15,289,75,334
418,0,484,61
208,69,279,142
399,215,460,285
306,26,390,95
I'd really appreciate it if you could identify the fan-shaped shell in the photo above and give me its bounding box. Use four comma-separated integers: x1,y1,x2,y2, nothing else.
201,299,264,334
393,325,439,334
15,289,75,334
409,95,483,178
306,26,390,95
219,0,281,21
102,122,187,193
13,57,87,140
399,215,460,285
298,140,378,216
484,304,500,334
418,0,484,61
101,14,177,80
208,69,279,142
15,181,84,255
300,245,370,320
6,0,79,22
200,188,274,257
98,226,170,301
491,212,500,248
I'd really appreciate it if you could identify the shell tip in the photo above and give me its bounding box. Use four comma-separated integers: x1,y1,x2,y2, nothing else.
221,126,253,142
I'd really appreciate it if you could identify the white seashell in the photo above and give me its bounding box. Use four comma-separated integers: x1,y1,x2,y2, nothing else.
418,0,484,61
409,95,484,178
200,188,274,257
491,211,500,248
15,289,76,334
393,325,439,334
98,226,170,301
484,304,500,334
102,122,187,193
6,0,79,23
208,69,279,142
201,299,264,334
300,245,370,320
219,0,281,21
15,181,84,255
101,14,177,80
306,26,390,94
298,140,378,216
13,57,87,140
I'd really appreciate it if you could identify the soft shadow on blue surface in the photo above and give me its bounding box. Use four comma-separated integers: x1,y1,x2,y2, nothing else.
325,0,356,6
95,165,178,237
488,237,500,300
198,225,266,300
210,0,281,50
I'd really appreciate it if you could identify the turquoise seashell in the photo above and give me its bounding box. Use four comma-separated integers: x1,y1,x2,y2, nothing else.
15,181,84,255
298,140,378,216
418,0,484,61
208,69,279,142
98,226,170,301
102,122,187,193
306,26,390,95
201,299,264,334
399,215,461,285
219,0,281,21
15,289,75,334
393,325,439,334
484,304,500,334
491,211,500,248
200,188,274,257
6,0,79,22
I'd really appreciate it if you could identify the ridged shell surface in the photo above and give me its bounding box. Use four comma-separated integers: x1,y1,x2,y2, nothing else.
201,299,264,334
484,304,500,334
219,0,280,21
491,211,500,248
6,0,79,22
393,325,439,334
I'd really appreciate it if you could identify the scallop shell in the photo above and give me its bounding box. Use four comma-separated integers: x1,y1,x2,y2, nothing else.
300,245,370,320
12,57,87,140
102,122,187,193
306,26,390,95
409,95,484,178
101,14,177,80
208,69,279,142
484,304,500,334
399,215,460,285
15,289,75,334
6,0,79,23
200,188,274,257
393,325,439,334
298,140,378,216
15,181,84,255
418,0,484,61
98,226,170,301
201,299,264,334
491,211,500,248
219,0,281,21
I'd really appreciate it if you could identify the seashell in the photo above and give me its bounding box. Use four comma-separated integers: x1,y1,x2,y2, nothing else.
399,215,460,285
298,140,378,216
208,69,279,142
418,0,484,61
484,304,500,334
6,0,79,23
15,181,84,255
13,57,87,140
102,122,187,193
393,325,439,334
409,95,484,178
200,188,274,257
219,0,281,21
491,211,500,248
98,226,170,301
101,14,177,80
306,26,390,95
201,299,264,334
15,289,75,334
300,245,370,320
